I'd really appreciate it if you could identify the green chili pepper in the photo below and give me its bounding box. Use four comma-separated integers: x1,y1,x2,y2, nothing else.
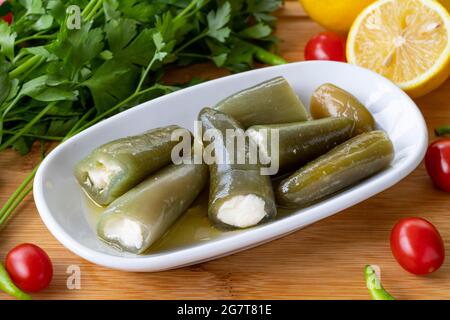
199,108,277,229
247,117,355,173
253,46,287,66
365,265,395,300
276,131,394,208
74,125,184,206
0,263,32,300
97,163,209,254
214,77,309,128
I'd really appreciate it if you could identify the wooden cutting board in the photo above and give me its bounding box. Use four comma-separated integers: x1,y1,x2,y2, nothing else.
1,1,450,300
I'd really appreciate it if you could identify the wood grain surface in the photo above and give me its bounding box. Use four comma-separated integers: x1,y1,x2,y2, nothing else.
1,1,450,300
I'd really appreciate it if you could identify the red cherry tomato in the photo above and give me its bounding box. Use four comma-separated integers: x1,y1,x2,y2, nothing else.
391,218,445,275
5,244,53,293
0,0,13,25
304,32,347,62
425,139,450,192
2,11,13,25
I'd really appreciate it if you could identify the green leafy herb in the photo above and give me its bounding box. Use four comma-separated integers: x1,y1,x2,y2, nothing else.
207,2,231,42
0,23,16,60
0,0,284,226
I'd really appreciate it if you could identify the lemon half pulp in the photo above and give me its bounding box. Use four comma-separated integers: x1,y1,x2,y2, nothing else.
347,0,450,97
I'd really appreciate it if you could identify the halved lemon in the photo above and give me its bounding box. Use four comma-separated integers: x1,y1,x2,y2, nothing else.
299,0,376,34
347,0,450,97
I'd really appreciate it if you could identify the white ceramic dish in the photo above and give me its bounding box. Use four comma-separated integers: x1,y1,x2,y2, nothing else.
34,61,428,272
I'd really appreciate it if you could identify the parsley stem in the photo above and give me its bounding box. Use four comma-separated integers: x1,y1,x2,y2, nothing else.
13,50,29,65
0,185,33,226
135,56,158,94
12,14,27,28
178,52,211,60
75,95,138,134
11,54,34,72
174,0,198,21
0,102,56,152
1,130,64,141
84,0,104,21
81,0,98,18
1,95,20,116
174,31,208,55
9,55,41,79
75,85,176,135
0,164,39,225
64,108,96,140
19,56,46,81
15,34,56,45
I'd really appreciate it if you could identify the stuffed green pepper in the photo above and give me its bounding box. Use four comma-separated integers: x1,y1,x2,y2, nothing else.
214,77,309,128
97,163,208,254
199,108,277,229
75,125,184,206
246,117,354,173
310,83,375,136
277,130,394,208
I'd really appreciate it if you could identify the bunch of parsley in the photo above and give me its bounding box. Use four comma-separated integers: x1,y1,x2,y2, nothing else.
0,0,284,225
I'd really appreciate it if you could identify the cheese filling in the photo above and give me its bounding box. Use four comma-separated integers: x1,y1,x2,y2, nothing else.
86,161,122,191
217,195,267,228
103,217,144,250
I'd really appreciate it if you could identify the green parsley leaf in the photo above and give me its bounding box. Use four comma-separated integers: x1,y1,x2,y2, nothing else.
105,18,137,53
28,87,78,102
247,0,282,13
0,56,11,105
118,0,166,23
0,1,12,16
32,14,54,31
109,26,155,66
0,22,16,60
20,0,46,15
207,2,231,42
83,60,138,112
239,23,272,39
49,22,104,79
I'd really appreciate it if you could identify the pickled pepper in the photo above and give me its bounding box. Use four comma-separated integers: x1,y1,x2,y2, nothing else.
215,77,309,128
277,131,394,207
75,125,184,206
199,108,277,229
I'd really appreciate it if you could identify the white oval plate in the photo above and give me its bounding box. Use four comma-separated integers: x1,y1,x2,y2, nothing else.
34,61,427,272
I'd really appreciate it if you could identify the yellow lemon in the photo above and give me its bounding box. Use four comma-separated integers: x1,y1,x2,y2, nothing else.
299,0,376,34
347,0,450,97
440,0,450,12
